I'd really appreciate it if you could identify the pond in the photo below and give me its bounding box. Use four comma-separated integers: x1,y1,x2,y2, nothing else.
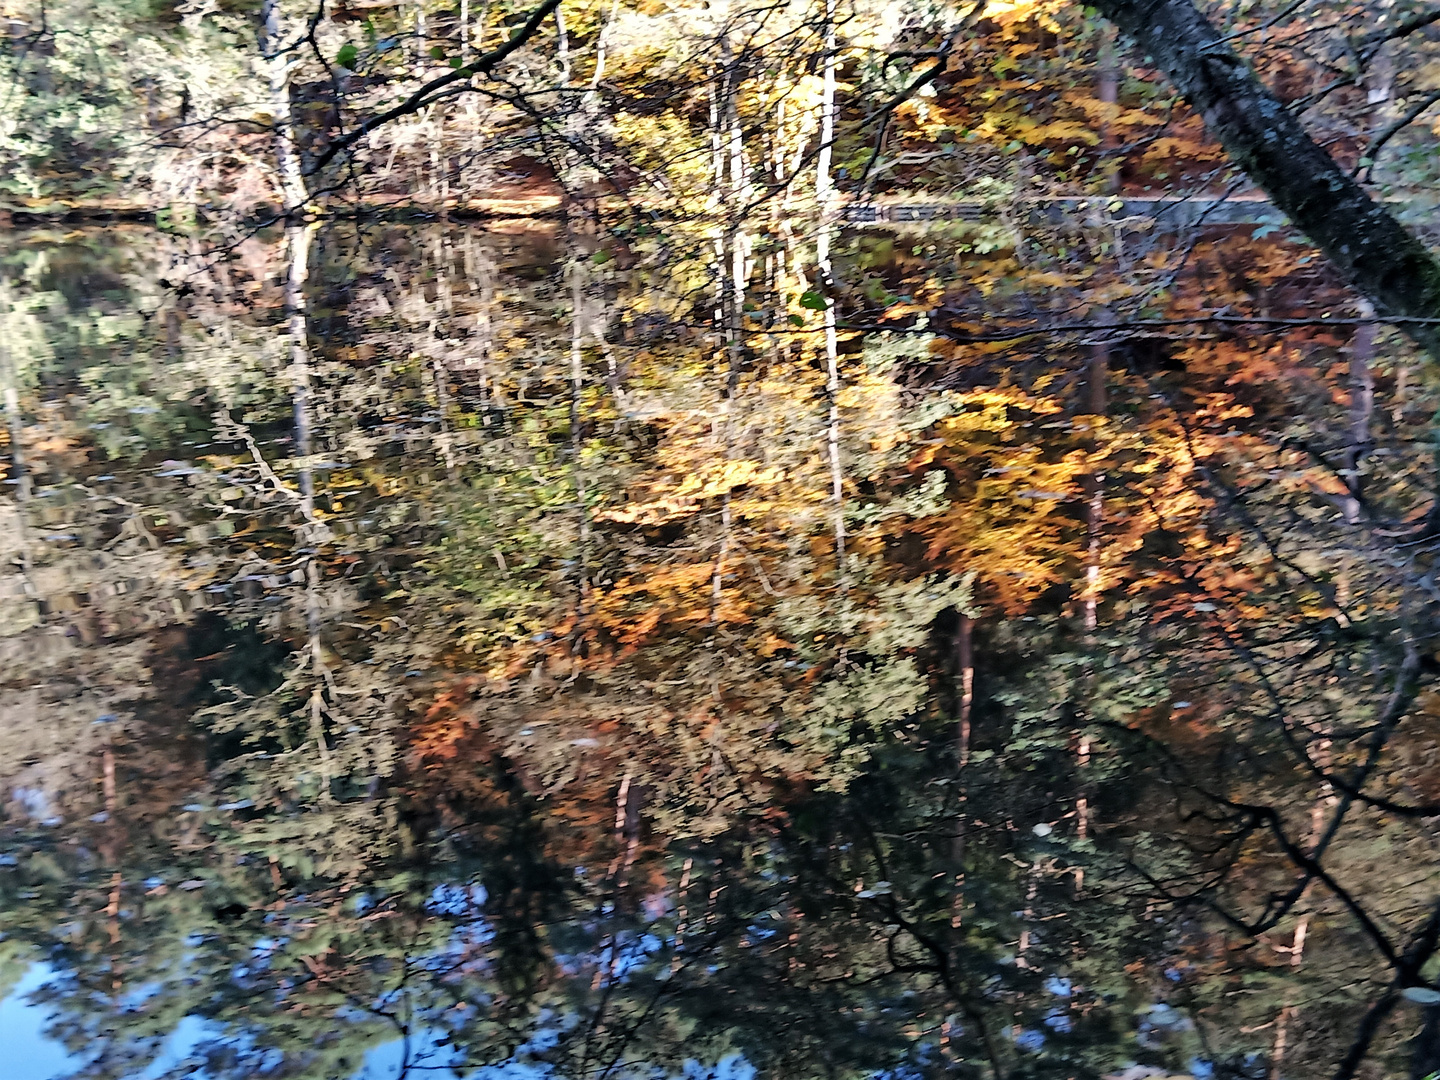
0,219,1426,1080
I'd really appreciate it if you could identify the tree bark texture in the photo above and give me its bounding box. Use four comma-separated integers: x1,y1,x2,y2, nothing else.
1091,0,1440,361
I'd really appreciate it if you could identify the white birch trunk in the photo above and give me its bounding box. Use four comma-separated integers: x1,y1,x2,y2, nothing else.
816,0,844,574
261,0,308,213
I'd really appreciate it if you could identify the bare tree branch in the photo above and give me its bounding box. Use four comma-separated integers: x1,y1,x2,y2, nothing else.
1360,88,1440,179
1361,5,1440,59
1090,0,1440,361
306,0,563,176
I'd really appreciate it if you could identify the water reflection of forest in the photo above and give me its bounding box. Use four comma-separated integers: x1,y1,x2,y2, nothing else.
1,222,1438,1080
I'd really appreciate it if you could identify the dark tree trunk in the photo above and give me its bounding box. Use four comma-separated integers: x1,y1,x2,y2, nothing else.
1090,0,1440,361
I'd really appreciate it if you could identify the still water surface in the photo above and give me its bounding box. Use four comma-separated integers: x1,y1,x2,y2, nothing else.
0,222,1225,1080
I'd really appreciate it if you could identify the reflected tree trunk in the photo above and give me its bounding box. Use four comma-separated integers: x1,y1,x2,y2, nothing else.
952,613,973,928
1076,34,1118,885
430,231,460,477
1075,330,1106,890
556,1,600,638
710,32,747,622
101,736,121,953
1344,299,1376,526
1271,779,1330,1075
267,0,335,796
0,283,31,575
285,224,319,520
569,248,591,633
287,225,335,802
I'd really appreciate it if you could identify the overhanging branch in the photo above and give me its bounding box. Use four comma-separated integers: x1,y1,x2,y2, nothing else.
1088,0,1440,361
306,0,563,176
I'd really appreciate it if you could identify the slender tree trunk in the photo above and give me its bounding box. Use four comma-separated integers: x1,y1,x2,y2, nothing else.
430,109,448,210
1096,24,1120,196
1083,344,1108,632
553,15,596,641
284,223,318,521
1016,857,1042,966
1077,323,1107,884
1270,909,1310,1079
305,555,336,804
554,0,570,83
952,614,973,927
1090,0,1440,360
282,222,335,801
1077,41,1114,874
431,233,459,478
816,0,844,577
710,37,747,622
606,769,633,882
264,0,334,793
261,0,309,214
1344,299,1376,525
0,284,31,574
100,730,122,959
672,856,694,972
570,250,591,635
956,615,974,774
1272,792,1329,1077
590,0,619,98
